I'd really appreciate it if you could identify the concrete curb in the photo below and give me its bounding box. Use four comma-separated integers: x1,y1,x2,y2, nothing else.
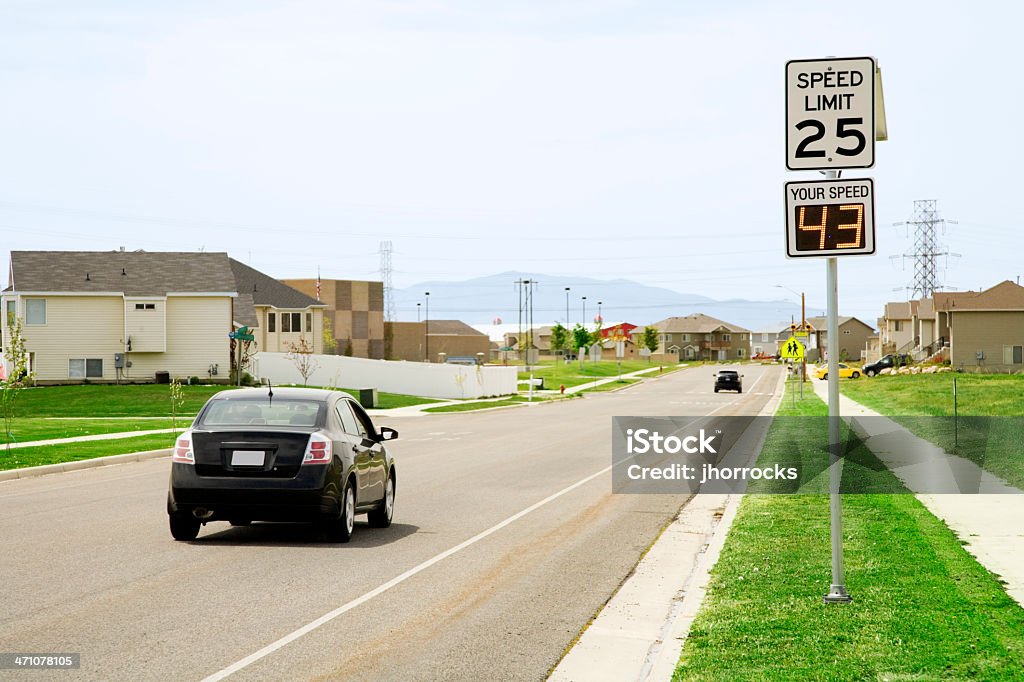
0,448,172,482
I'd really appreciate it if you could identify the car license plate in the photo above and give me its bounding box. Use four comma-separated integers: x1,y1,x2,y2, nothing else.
231,450,265,466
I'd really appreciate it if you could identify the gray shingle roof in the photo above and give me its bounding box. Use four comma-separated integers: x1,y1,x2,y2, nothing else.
6,250,237,295
651,313,750,334
228,259,324,310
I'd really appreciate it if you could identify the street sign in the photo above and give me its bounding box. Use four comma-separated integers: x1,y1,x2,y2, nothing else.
794,331,809,339
779,336,805,360
786,57,875,170
785,178,875,258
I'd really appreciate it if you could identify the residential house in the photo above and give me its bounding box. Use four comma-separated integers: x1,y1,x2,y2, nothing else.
751,331,782,357
281,278,385,359
2,250,236,383
229,260,326,355
879,301,918,356
931,281,1024,371
637,314,751,361
387,319,490,362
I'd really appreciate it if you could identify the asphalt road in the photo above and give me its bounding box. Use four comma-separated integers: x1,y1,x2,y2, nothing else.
0,364,783,681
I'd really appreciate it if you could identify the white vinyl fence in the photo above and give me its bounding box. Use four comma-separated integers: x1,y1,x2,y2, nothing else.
251,353,517,400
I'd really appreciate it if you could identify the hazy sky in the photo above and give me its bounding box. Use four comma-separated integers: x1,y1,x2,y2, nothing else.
2,1,1020,323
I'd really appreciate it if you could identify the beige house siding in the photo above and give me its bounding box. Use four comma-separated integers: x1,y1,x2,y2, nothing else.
949,310,1024,371
124,298,166,352
5,294,232,383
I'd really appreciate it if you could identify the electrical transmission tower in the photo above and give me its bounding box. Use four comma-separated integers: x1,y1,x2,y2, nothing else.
379,240,396,322
893,200,958,299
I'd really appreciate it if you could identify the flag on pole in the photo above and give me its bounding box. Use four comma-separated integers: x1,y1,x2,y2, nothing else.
316,267,321,301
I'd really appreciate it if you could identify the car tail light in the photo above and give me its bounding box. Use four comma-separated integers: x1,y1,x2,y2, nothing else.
172,430,195,464
302,432,333,465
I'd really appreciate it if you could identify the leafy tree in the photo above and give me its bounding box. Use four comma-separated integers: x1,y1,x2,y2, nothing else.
550,323,568,354
641,326,660,361
322,316,337,354
571,324,591,353
343,340,353,357
1,317,34,451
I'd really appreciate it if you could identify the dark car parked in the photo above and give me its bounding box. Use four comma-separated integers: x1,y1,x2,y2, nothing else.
167,387,397,543
862,353,912,377
714,370,743,393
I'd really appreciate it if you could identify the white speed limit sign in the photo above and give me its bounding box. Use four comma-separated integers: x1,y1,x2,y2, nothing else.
786,57,875,171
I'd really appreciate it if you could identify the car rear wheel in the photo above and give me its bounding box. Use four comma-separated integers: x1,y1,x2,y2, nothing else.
368,472,395,528
324,480,356,543
821,374,828,380
852,371,860,378
866,369,876,377
169,513,200,541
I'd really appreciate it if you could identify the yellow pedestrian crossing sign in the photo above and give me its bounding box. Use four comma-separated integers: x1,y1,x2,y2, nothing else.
780,336,805,360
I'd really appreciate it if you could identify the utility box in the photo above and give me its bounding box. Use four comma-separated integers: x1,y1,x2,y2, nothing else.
359,388,379,409
114,353,125,369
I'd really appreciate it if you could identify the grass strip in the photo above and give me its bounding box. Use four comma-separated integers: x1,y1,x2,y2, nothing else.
675,384,1024,681
0,433,177,470
2,418,179,445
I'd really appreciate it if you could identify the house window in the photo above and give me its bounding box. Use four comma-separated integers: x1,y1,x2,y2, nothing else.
267,313,276,332
1003,345,1024,365
291,312,302,331
843,329,851,335
281,313,291,333
894,320,903,331
5,300,14,326
306,312,312,332
682,334,690,342
69,358,103,378
134,303,156,310
722,334,731,342
737,348,745,358
26,299,46,325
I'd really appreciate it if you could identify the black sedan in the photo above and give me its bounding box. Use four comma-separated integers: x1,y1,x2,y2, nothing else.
713,370,743,393
167,387,397,543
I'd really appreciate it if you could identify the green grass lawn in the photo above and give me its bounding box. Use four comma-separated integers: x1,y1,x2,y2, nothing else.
675,384,1024,681
841,373,1024,490
577,378,639,393
841,373,1024,416
518,359,676,389
0,433,176,471
13,383,235,417
1,418,179,445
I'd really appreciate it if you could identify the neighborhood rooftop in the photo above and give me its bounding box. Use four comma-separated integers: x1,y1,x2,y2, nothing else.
6,250,237,296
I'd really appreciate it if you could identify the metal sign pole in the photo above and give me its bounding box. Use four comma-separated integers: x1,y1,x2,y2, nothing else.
824,221,852,602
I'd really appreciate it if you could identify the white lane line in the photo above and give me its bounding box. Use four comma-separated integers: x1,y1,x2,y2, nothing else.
199,464,613,682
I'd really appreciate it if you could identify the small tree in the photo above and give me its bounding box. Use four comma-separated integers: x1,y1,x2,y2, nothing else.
1,318,33,451
343,340,353,357
322,316,338,355
287,337,320,386
641,326,660,362
572,324,591,366
169,377,185,436
550,323,568,355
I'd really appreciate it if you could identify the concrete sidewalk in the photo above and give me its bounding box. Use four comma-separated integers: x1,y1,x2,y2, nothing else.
811,379,1024,607
2,428,177,450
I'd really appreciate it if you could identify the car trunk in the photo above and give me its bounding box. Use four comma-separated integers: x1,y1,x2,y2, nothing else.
192,430,313,478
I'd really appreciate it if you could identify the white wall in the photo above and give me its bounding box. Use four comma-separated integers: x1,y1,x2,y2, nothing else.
252,352,517,400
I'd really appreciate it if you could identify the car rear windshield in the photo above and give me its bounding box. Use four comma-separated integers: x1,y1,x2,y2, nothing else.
198,399,325,428
719,371,739,378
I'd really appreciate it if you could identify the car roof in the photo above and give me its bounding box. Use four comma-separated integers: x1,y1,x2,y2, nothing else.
208,387,343,402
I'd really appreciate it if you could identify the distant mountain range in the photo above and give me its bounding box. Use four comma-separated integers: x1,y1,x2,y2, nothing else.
393,271,802,332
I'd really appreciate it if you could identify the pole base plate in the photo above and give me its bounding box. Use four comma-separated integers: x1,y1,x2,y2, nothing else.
823,585,853,604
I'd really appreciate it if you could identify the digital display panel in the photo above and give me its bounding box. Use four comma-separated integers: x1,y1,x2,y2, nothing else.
784,178,875,258
794,203,865,251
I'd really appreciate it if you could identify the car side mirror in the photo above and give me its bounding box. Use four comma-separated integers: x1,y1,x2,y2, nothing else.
379,427,399,441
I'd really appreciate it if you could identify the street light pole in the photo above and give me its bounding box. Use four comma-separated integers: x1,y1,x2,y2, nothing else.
597,301,603,327
565,287,571,326
416,302,421,323
424,292,430,363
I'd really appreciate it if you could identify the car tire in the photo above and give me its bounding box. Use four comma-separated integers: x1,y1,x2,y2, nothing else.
169,513,200,541
866,369,876,377
737,389,742,393
714,388,719,393
821,374,828,380
324,479,356,543
852,372,860,378
368,471,395,529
